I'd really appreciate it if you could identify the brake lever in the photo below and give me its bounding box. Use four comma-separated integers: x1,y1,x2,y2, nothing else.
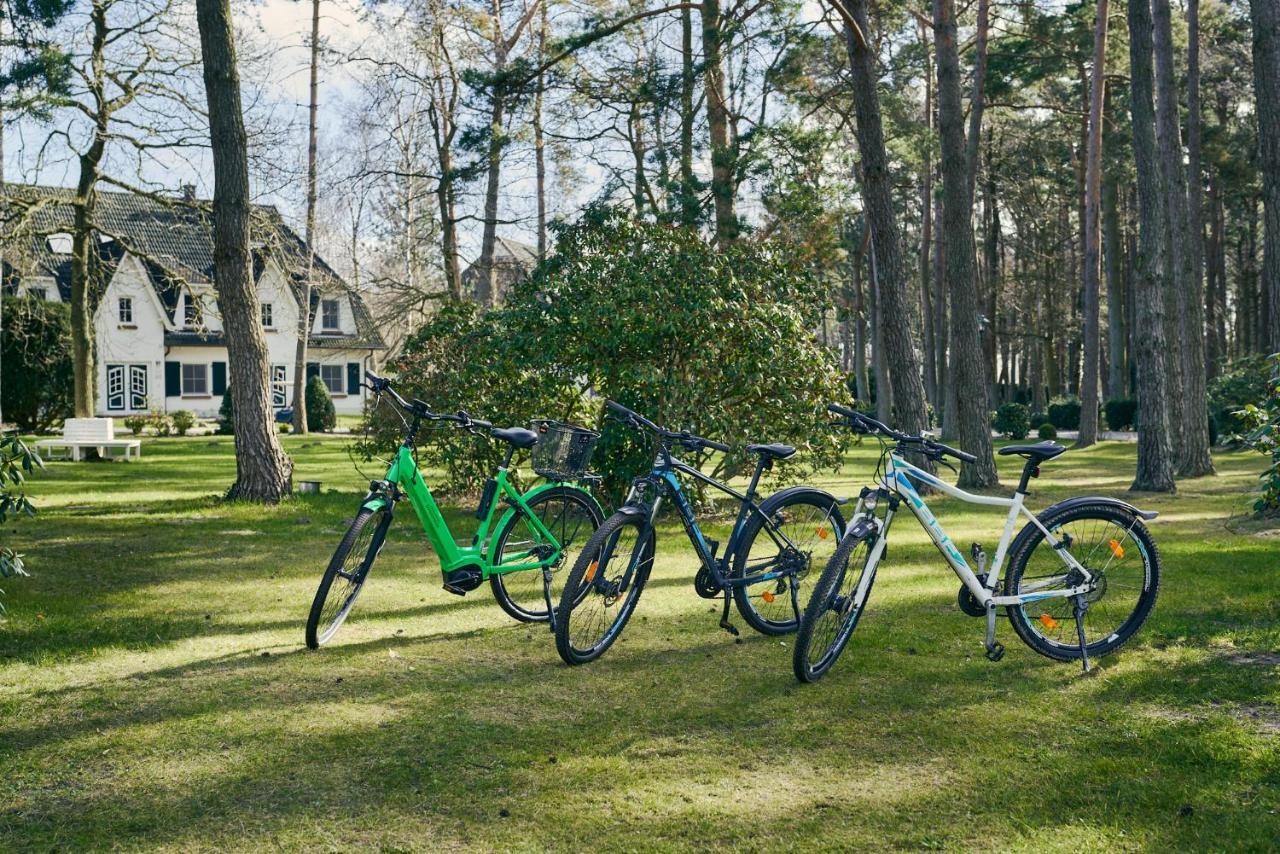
937,456,958,474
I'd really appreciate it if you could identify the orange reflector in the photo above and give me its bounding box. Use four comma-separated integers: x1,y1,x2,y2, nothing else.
1108,539,1124,559
761,591,776,604
1038,613,1060,630
585,561,599,582
817,527,829,540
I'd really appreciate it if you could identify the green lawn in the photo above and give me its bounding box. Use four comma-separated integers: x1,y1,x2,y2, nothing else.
2,436,1277,850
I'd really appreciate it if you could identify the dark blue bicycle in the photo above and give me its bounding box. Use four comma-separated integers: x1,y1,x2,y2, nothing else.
553,401,846,665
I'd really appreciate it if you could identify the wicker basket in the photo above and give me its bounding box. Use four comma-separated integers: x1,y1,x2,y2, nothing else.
530,420,600,480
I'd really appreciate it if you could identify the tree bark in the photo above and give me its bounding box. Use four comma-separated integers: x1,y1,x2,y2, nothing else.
1153,0,1213,475
932,0,998,487
475,0,508,305
838,3,931,459
1127,0,1176,492
678,5,697,227
1077,0,1108,448
534,0,548,259
919,19,936,408
196,0,294,502
1251,0,1280,352
291,0,321,434
1186,0,1208,376
701,0,736,245
964,0,990,201
1104,173,1125,399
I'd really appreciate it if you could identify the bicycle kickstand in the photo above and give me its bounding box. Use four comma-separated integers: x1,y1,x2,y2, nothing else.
719,587,739,637
542,566,557,633
1072,595,1092,674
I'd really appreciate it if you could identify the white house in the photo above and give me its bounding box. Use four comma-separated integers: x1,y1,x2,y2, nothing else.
2,184,385,419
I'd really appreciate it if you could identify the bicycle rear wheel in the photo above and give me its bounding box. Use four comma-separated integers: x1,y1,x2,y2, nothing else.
306,505,392,649
489,485,603,622
731,488,845,635
792,526,878,682
554,511,654,665
1005,502,1160,662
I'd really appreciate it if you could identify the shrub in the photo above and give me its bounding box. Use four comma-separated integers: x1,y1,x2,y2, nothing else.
1030,412,1049,429
1047,397,1082,430
170,410,196,436
149,409,172,437
1210,355,1274,439
1233,355,1280,515
1038,422,1058,440
305,376,337,432
371,210,848,500
123,415,149,436
217,390,235,435
0,298,74,432
0,434,42,614
1103,398,1137,431
993,402,1030,439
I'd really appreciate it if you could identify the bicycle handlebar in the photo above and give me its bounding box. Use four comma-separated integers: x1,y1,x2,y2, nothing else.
827,402,978,464
365,371,494,434
605,400,732,453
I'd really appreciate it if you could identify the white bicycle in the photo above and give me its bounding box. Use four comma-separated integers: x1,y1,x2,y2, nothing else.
793,404,1162,682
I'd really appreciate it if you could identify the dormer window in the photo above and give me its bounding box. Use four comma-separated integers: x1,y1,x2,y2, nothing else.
46,233,73,254
184,294,202,328
321,299,340,332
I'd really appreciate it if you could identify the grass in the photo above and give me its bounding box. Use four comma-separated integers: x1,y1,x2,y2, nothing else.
1,434,1277,851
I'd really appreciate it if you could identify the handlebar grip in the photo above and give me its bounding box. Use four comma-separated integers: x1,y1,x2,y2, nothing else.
471,418,493,430
827,402,857,418
606,400,632,417
938,443,977,464
702,438,731,453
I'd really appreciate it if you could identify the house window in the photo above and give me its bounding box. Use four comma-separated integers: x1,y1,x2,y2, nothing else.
321,299,340,332
184,294,202,328
181,363,208,396
271,364,288,408
320,364,344,395
261,302,274,328
46,233,73,254
119,297,133,324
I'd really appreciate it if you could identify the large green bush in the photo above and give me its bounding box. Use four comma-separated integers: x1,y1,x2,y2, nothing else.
305,376,337,433
1047,397,1082,430
371,211,849,500
1104,398,1137,431
1210,355,1274,439
1,298,74,432
1233,354,1280,515
993,402,1030,439
0,434,42,614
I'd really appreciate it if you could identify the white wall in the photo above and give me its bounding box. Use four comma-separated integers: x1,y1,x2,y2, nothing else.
94,255,166,416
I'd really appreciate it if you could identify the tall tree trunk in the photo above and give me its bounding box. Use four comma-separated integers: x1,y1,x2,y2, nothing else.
1104,173,1125,399
919,19,937,409
678,5,697,227
982,138,999,401
1251,0,1280,351
1078,0,1108,448
934,187,949,433
1153,0,1213,475
533,0,547,259
933,0,998,487
839,5,931,458
291,0,320,434
476,0,507,306
1186,0,1208,377
964,0,990,200
1127,0,1176,492
196,0,294,502
700,0,736,245
851,224,870,402
868,240,892,423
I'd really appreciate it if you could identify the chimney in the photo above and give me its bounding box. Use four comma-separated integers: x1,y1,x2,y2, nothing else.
181,184,197,202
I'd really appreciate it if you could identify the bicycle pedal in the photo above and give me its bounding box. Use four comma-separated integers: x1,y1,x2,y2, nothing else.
984,642,1006,663
441,582,469,597
719,619,740,637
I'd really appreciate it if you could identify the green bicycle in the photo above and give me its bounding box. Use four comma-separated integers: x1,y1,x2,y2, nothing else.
305,372,604,648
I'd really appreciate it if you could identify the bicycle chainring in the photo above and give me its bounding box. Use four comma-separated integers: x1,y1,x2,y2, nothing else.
957,574,988,617
694,564,722,599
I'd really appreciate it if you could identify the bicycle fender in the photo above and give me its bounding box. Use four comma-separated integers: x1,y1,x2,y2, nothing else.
491,481,606,541
361,493,391,514
1038,495,1158,522
756,486,848,535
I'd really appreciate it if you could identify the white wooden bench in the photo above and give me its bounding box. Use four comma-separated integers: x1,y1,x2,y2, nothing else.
35,418,141,462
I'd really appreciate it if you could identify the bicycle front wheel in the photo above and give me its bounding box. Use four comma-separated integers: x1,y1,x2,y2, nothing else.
793,526,878,682
489,485,603,623
1005,502,1160,662
306,505,392,649
554,511,655,665
731,488,845,635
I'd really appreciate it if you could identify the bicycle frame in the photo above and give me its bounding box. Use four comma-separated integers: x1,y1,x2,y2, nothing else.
855,450,1095,608
363,445,593,579
625,452,800,588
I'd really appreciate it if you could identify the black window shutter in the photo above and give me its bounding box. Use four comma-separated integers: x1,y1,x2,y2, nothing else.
306,362,320,381
165,361,181,396
211,362,227,396
347,362,360,395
